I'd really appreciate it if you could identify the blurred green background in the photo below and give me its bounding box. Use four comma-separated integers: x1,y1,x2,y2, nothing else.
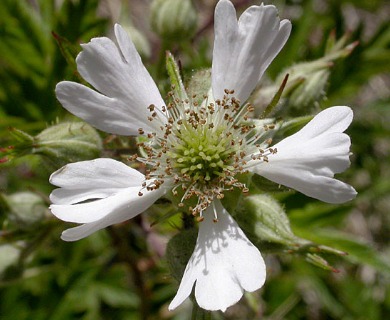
0,0,389,319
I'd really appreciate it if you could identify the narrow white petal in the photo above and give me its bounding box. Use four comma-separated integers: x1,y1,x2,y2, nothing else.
249,106,357,203
49,158,144,205
212,0,291,103
50,158,144,189
56,24,165,136
284,105,353,140
56,81,155,135
169,200,265,312
50,187,125,205
55,187,165,241
50,186,141,223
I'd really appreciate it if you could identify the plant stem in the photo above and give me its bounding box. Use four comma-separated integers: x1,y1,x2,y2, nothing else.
108,225,151,320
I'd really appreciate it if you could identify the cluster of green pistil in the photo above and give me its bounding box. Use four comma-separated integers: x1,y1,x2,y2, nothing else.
137,91,274,218
168,123,236,184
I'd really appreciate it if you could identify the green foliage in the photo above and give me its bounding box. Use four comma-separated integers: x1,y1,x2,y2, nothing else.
1,0,389,319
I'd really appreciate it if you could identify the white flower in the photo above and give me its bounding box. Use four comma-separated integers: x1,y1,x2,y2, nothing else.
51,0,356,312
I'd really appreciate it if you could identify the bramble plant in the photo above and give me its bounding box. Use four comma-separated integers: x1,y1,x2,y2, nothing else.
1,0,389,319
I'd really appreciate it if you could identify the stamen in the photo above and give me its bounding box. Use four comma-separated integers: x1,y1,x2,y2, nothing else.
137,88,277,218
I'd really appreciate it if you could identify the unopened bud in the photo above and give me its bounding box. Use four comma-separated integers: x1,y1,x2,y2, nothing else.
150,0,197,41
1,192,47,228
251,32,357,116
34,122,102,167
287,66,330,110
121,24,151,58
0,244,22,276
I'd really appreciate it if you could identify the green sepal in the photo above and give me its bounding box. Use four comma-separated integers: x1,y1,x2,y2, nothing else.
305,253,340,273
166,228,197,282
261,73,289,119
2,127,35,160
324,29,337,54
186,69,211,106
148,198,179,227
248,118,280,147
8,127,34,144
250,174,290,193
166,51,188,101
272,115,313,142
52,31,80,72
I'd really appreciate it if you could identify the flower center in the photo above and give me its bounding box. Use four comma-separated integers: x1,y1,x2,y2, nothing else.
137,90,276,219
168,121,235,183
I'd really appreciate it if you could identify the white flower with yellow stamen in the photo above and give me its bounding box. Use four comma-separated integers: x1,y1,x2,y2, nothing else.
50,0,356,312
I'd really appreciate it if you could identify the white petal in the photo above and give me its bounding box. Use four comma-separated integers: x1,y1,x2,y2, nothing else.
54,187,165,241
56,81,155,135
283,105,353,140
49,158,144,204
50,158,144,189
56,24,165,135
169,200,265,312
50,187,125,206
248,106,357,203
212,0,291,103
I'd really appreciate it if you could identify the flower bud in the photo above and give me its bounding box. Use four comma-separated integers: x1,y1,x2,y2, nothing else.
283,61,331,111
1,192,47,228
150,0,197,41
251,32,357,116
235,193,306,247
0,244,21,276
121,24,151,59
33,122,102,167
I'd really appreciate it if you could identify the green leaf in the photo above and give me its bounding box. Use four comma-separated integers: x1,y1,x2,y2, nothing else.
96,282,139,308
